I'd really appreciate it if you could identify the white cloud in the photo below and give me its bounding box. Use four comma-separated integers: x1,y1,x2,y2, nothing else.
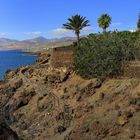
129,30,136,32
81,27,95,34
0,33,6,36
49,28,72,35
49,27,95,36
111,22,122,26
24,32,43,35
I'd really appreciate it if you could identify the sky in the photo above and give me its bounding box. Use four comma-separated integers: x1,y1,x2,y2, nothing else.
0,0,139,40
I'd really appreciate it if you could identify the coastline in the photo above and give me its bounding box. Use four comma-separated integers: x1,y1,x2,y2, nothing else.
0,48,39,55
0,50,37,80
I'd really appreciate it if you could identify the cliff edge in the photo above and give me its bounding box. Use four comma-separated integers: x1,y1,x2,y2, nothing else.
0,53,140,140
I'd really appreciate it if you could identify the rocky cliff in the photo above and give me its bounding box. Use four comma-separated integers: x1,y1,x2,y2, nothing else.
0,111,20,140
0,53,140,140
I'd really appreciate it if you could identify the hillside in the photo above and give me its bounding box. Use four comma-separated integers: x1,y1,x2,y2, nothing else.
0,38,18,50
0,37,76,52
0,53,140,140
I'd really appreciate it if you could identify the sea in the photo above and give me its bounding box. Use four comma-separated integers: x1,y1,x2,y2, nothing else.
0,50,36,80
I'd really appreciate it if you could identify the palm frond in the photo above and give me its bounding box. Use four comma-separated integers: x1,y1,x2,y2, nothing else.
98,14,112,30
63,14,90,32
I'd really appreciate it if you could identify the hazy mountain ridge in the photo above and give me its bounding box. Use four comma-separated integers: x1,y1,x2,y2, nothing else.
0,36,76,52
22,36,49,46
0,38,18,45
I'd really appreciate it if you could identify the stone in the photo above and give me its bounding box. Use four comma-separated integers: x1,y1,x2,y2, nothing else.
92,79,102,88
5,70,16,79
55,125,66,134
74,112,82,119
99,92,105,100
10,78,23,89
0,85,16,94
0,114,20,140
114,104,120,110
46,74,61,84
76,95,82,101
21,67,29,74
60,70,70,82
129,97,140,107
129,131,135,138
136,98,140,107
117,111,122,117
63,95,70,100
9,87,36,110
124,111,133,118
20,122,28,130
81,124,90,133
118,116,128,126
56,112,64,121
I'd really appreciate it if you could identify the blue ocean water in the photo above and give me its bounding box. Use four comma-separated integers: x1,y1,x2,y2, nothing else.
0,50,36,80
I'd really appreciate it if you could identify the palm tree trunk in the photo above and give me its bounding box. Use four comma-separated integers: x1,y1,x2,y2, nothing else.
76,33,80,44
103,28,106,33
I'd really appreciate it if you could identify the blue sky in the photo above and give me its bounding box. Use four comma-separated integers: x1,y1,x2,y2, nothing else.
0,0,139,40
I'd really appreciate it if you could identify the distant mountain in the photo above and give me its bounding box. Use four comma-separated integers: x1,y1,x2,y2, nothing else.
0,38,18,45
22,36,49,46
0,36,76,52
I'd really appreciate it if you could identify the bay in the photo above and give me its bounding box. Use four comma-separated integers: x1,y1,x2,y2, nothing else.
0,50,36,79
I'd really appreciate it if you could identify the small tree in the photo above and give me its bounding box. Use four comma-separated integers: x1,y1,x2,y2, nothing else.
98,14,112,32
63,14,90,43
137,13,140,31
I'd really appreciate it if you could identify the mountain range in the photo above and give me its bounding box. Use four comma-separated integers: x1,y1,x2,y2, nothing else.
0,36,76,52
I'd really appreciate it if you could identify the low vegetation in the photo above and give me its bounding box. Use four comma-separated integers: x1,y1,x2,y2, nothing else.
73,31,140,79
62,13,140,79
117,31,140,60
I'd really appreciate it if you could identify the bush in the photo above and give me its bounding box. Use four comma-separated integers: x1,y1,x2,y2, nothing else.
134,33,140,60
117,31,139,60
73,32,125,78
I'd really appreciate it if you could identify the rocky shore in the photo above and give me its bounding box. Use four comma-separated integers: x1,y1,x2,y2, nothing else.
0,53,140,140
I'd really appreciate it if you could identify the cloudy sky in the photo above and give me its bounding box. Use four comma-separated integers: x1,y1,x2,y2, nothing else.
0,0,139,40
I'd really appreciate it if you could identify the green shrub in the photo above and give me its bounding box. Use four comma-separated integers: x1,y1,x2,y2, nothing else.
134,33,140,60
73,32,125,78
117,31,139,60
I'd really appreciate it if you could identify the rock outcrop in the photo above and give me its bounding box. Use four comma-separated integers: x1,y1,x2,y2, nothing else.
0,112,20,140
0,53,140,140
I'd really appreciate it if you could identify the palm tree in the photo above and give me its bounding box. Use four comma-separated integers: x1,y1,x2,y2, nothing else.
63,14,90,43
98,14,112,32
137,13,140,31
